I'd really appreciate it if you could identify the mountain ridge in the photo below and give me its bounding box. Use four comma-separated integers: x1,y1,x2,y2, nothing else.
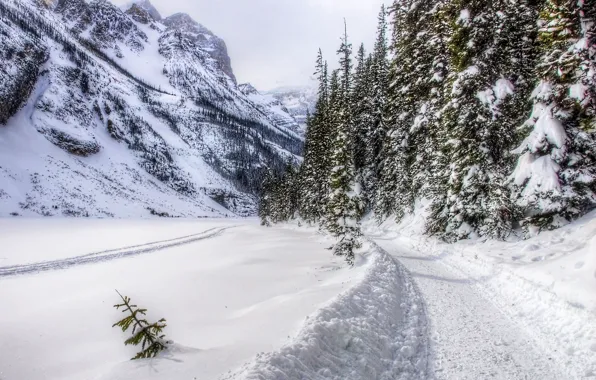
0,0,304,218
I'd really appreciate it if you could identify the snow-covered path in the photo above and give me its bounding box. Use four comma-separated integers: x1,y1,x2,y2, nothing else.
373,237,568,380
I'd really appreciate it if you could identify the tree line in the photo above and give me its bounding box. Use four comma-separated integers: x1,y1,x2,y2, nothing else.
259,0,596,263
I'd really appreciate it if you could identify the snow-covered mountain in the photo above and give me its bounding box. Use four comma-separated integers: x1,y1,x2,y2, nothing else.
239,83,303,136
264,86,317,134
0,0,303,218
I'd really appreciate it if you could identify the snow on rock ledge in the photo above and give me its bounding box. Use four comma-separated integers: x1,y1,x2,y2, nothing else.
226,245,430,380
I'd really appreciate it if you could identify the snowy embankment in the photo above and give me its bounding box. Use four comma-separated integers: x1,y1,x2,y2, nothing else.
0,219,428,380
363,208,596,379
226,238,429,380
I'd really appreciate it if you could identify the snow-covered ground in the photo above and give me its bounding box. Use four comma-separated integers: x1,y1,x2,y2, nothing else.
0,218,437,380
1,215,593,380
0,219,373,380
363,209,596,379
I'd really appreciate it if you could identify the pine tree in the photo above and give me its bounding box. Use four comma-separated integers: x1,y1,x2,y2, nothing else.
511,0,596,234
259,169,280,226
376,0,450,221
298,50,331,222
259,0,595,245
112,291,170,360
374,0,412,219
426,0,539,241
325,22,363,264
367,5,389,205
351,44,375,210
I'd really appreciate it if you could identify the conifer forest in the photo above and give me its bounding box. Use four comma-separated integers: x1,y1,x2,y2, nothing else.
260,0,596,262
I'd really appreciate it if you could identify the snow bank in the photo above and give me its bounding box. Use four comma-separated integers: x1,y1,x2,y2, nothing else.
363,208,596,378
226,242,430,380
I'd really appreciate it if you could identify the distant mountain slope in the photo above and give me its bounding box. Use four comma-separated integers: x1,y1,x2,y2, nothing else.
0,0,303,218
265,86,317,134
239,83,303,136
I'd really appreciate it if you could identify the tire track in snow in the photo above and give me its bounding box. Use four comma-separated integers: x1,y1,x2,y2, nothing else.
0,226,235,278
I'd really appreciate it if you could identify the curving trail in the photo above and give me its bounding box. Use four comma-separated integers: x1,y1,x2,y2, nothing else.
372,237,568,380
226,241,432,380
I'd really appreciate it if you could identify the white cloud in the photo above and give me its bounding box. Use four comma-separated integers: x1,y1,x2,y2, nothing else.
112,0,392,90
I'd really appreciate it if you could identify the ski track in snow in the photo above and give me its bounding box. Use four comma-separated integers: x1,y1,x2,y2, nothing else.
225,242,432,380
373,237,568,380
0,225,235,278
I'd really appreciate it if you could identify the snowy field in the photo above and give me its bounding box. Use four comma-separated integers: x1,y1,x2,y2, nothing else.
0,219,372,380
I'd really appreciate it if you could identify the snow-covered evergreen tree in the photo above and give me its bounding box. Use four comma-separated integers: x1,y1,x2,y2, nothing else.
326,23,363,263
366,5,389,210
511,0,596,234
298,50,330,222
376,0,450,221
258,0,595,246
427,0,539,241
351,44,375,210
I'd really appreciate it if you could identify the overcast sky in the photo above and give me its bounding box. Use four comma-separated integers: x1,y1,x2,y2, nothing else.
114,0,392,91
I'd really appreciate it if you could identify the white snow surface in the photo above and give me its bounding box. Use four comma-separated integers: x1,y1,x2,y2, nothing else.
0,218,431,380
457,9,471,25
363,206,596,379
226,238,429,380
1,212,594,380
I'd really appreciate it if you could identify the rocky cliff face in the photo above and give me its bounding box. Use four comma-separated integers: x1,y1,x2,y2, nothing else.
0,11,48,124
55,0,149,56
129,0,161,21
0,0,302,218
125,3,155,25
161,13,237,85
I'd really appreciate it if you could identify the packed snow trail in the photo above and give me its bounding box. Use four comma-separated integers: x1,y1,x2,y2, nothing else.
372,237,568,380
0,226,234,277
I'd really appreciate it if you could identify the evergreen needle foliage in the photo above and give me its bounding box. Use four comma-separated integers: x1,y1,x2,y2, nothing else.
112,290,170,360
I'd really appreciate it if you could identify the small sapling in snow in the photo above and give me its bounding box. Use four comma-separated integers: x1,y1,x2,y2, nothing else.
112,290,170,360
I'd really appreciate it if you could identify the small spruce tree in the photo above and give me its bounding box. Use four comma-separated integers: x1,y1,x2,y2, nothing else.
112,291,170,360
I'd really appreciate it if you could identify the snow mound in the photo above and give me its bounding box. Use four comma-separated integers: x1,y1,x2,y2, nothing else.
226,244,430,380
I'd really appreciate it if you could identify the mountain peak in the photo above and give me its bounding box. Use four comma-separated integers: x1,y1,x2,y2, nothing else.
163,12,197,27
124,0,162,21
125,3,154,24
162,13,237,84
